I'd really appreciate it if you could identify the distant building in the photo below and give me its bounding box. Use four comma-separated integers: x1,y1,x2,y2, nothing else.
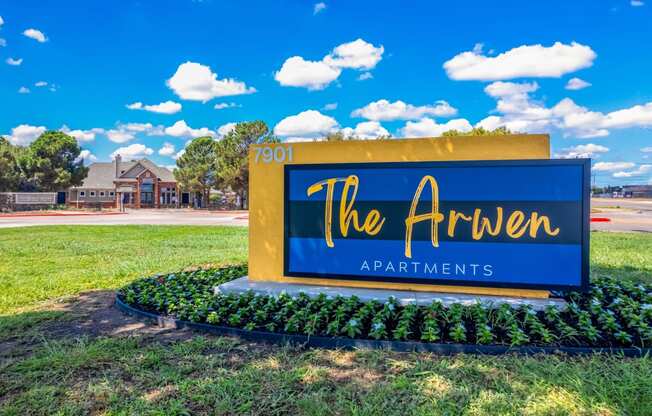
622,184,652,199
68,155,179,208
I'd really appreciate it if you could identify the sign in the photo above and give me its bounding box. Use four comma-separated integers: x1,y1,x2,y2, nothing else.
249,134,563,297
283,159,589,292
14,192,57,205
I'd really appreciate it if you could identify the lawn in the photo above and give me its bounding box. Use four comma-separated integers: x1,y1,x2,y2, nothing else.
1,226,651,415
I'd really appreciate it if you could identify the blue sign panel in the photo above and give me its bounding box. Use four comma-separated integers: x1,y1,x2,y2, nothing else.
284,159,590,291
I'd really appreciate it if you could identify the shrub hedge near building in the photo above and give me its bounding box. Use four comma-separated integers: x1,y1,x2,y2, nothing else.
118,265,652,348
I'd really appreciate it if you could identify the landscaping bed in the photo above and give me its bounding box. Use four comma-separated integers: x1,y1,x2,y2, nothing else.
117,265,652,354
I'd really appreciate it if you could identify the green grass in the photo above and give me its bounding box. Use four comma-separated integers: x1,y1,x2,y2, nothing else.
0,225,248,315
1,226,651,415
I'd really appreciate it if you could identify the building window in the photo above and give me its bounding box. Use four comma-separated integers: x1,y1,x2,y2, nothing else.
109,191,115,197
80,191,85,197
100,191,105,197
90,191,96,197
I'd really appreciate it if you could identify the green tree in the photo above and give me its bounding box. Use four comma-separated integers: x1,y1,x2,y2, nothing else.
216,121,278,209
22,131,88,191
174,136,219,207
0,137,23,191
442,126,514,136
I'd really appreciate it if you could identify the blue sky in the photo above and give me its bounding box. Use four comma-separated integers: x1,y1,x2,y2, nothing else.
1,0,651,185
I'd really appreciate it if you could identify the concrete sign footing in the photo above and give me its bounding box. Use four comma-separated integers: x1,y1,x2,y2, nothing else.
215,276,567,311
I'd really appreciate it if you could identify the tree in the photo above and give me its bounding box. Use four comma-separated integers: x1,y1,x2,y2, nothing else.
174,136,219,207
0,137,23,192
216,121,278,209
442,126,514,137
21,131,88,191
324,130,392,141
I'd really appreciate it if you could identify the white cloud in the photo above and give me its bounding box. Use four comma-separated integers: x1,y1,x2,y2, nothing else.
642,147,652,153
565,77,591,90
6,57,22,66
4,124,46,146
358,72,373,81
0,39,6,47
173,149,186,160
213,102,240,110
111,144,154,160
613,164,651,178
554,143,609,159
274,110,339,140
313,2,326,14
158,142,176,157
167,61,256,102
592,162,636,171
75,150,97,164
352,99,458,121
631,0,644,6
34,81,48,87
0,16,4,27
18,86,30,94
443,42,596,81
23,28,47,43
106,129,136,144
274,56,341,90
341,121,389,139
126,100,182,114
275,38,383,90
164,120,215,138
60,126,101,142
217,122,236,137
399,118,473,138
322,102,337,111
323,39,384,70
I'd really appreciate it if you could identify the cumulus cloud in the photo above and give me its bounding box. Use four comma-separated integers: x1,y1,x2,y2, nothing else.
60,126,102,142
106,129,136,144
111,143,154,160
275,38,383,90
613,164,651,178
341,121,389,139
554,143,609,159
164,120,215,138
75,150,97,164
0,15,4,27
473,81,652,138
126,100,182,114
399,118,473,138
357,72,373,81
313,2,326,14
18,86,30,94
642,147,652,153
6,57,22,66
3,124,46,146
443,42,596,81
322,102,338,111
592,162,636,171
23,28,47,43
565,77,591,90
352,99,457,121
167,62,256,102
158,142,176,157
274,110,339,140
34,81,48,87
217,122,236,137
274,56,341,90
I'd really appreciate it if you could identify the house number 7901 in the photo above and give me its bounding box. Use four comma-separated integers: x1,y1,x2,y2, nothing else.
254,145,293,163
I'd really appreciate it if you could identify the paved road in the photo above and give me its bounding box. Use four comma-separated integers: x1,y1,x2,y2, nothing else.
591,198,652,233
1,200,651,233
0,209,249,228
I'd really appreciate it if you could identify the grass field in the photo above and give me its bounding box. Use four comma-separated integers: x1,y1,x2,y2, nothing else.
1,226,651,415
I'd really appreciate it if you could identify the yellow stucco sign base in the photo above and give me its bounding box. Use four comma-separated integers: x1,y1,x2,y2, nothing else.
248,134,551,299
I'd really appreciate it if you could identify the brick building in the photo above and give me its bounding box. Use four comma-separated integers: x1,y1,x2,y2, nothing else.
68,155,179,209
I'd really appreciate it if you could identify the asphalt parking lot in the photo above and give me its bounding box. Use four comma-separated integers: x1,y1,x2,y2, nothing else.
591,198,652,233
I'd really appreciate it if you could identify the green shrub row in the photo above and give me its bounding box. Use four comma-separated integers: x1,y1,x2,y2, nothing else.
118,265,652,348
